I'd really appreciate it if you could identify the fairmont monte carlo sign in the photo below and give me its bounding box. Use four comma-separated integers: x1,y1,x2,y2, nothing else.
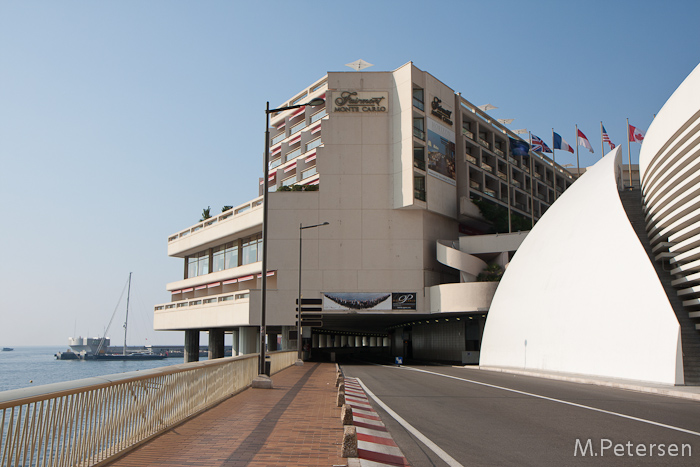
332,91,388,113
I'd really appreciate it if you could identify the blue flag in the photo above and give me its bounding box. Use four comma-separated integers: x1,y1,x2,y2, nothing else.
509,137,530,157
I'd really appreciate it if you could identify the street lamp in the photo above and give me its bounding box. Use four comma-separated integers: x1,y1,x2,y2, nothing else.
254,96,325,388
297,221,329,365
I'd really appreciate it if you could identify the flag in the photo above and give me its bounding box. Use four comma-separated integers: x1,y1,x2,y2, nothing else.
508,137,530,157
531,134,552,153
553,132,574,153
602,124,615,150
577,129,594,153
629,123,645,143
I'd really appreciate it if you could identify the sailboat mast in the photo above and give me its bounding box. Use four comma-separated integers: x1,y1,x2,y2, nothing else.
123,272,132,356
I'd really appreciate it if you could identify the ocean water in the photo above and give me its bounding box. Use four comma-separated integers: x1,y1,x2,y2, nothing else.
0,346,188,393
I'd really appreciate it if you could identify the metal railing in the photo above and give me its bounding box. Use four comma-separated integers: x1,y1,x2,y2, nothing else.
0,351,295,467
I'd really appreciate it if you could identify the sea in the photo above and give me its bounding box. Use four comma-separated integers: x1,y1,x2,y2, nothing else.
0,346,190,393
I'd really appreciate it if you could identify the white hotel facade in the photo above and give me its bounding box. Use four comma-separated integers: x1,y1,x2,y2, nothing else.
154,62,575,362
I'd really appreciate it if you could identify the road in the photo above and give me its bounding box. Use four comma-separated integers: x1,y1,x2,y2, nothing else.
341,364,700,466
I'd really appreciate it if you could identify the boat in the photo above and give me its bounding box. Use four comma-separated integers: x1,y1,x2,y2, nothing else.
57,273,165,361
93,273,166,361
2,347,13,351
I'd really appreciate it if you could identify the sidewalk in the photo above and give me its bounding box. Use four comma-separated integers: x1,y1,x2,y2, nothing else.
108,362,347,467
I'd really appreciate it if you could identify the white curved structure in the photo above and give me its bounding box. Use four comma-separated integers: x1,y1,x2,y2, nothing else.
640,64,700,319
480,146,684,385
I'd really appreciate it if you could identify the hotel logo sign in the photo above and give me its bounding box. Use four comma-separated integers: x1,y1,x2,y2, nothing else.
431,96,453,126
332,91,388,113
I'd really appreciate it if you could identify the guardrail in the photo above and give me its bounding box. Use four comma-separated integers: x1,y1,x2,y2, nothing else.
0,351,295,467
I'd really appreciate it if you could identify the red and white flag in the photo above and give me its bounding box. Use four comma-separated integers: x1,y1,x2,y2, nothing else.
577,129,594,153
629,123,645,143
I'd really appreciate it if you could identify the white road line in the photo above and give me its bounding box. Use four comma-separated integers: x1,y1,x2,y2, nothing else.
399,366,700,438
356,377,465,467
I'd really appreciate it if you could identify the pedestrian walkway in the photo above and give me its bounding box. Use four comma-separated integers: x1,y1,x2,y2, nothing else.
344,377,410,467
108,362,347,467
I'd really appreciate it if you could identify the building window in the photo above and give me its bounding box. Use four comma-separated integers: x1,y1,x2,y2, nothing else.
271,132,286,146
242,235,262,265
213,242,239,272
414,174,426,202
290,120,307,135
413,88,424,111
302,167,317,179
413,118,425,141
462,121,474,140
414,146,425,171
310,108,327,124
186,250,210,278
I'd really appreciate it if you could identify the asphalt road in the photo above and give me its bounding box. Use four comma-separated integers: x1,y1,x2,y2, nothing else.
340,364,700,466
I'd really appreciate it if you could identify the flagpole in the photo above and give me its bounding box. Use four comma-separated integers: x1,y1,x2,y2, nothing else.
528,133,535,228
626,118,632,189
552,128,557,201
600,121,604,158
575,125,581,177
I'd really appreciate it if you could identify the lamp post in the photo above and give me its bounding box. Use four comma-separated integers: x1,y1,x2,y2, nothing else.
254,97,325,387
297,221,329,365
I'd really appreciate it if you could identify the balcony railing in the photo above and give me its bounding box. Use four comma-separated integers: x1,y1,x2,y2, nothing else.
414,158,426,171
413,98,424,111
481,163,493,173
168,197,263,243
466,154,477,164
478,138,490,149
497,171,507,181
310,108,327,124
484,188,496,198
0,352,296,467
462,128,474,140
494,147,504,157
414,189,426,202
470,181,482,191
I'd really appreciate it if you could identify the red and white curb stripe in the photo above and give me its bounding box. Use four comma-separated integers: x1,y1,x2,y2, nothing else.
344,377,410,466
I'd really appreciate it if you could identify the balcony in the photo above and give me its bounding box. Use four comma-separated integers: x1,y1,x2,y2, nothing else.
414,157,426,171
154,290,256,330
310,108,327,124
167,197,263,257
481,163,493,173
470,181,482,191
512,179,521,188
497,171,507,181
466,154,477,164
494,147,504,157
478,138,490,150
414,189,426,202
413,97,424,111
484,188,496,198
534,172,542,180
462,128,474,140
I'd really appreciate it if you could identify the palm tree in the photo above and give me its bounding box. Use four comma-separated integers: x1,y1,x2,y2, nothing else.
200,206,211,221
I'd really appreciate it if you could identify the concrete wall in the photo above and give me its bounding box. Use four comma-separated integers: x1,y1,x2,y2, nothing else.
479,146,683,385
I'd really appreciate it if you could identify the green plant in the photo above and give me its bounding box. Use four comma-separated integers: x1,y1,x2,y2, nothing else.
200,206,211,221
476,263,504,282
221,205,233,212
277,184,318,192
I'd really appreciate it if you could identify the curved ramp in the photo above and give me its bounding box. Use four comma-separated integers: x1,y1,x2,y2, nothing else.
436,239,487,281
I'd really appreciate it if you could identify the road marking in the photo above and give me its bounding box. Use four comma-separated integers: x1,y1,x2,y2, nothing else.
356,377,465,467
398,366,700,438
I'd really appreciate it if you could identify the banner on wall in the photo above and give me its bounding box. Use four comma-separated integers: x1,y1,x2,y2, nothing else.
427,118,456,186
323,292,417,311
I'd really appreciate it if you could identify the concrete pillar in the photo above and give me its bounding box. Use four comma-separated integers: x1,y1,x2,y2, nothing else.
208,328,225,360
184,330,200,363
341,335,348,347
281,326,293,351
231,328,240,356
355,336,362,347
239,327,259,355
362,336,369,347
369,336,377,347
334,335,342,348
383,337,391,347
312,333,319,348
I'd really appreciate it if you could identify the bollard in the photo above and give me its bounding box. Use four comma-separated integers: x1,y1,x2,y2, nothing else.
341,404,354,425
338,381,345,393
335,373,342,387
342,425,358,458
337,389,345,407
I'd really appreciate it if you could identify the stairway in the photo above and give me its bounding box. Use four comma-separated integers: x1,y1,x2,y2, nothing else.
619,189,700,385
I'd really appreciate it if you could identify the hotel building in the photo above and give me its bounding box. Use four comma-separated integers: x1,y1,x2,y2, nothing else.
154,62,575,362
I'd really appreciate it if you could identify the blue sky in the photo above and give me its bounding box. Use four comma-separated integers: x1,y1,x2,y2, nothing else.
1,0,698,347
